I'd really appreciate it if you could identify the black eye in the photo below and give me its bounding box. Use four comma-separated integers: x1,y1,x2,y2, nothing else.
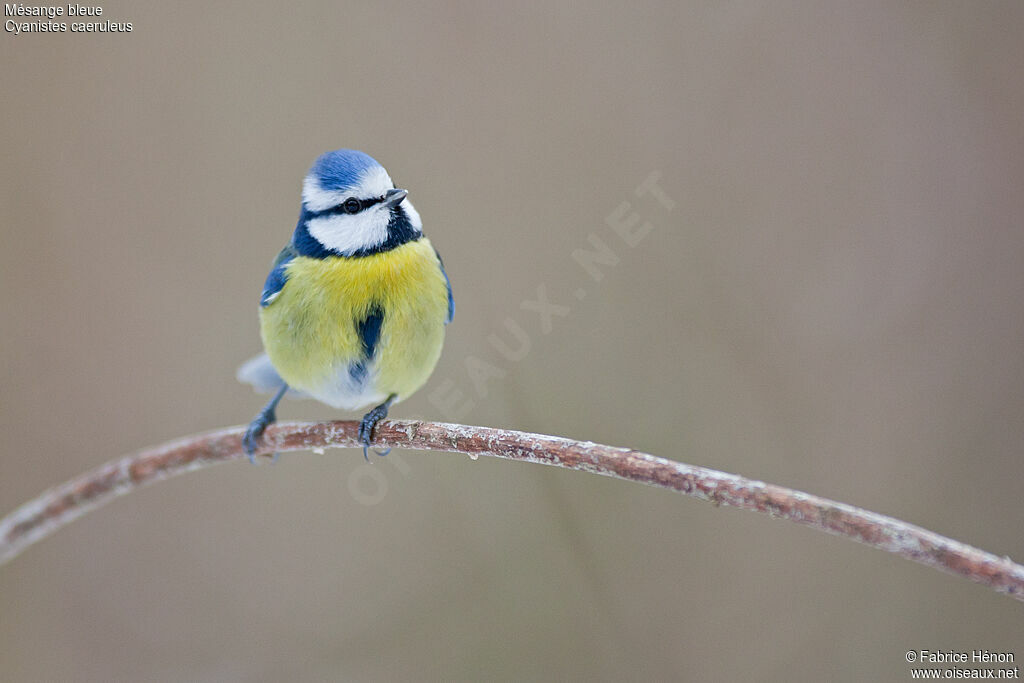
342,198,361,214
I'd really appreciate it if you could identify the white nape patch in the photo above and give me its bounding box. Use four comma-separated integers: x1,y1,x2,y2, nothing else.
302,165,394,212
402,199,423,233
307,207,391,255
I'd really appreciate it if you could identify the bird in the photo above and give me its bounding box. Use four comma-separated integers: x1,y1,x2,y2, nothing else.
237,149,453,462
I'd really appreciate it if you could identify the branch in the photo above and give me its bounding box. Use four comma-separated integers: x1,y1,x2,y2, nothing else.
2,420,1022,602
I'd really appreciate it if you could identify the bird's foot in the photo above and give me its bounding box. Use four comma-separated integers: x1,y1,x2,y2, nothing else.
358,396,395,460
242,383,289,464
243,407,276,464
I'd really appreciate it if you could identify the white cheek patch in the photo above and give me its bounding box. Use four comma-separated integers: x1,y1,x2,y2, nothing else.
307,209,391,255
402,199,423,233
302,165,395,212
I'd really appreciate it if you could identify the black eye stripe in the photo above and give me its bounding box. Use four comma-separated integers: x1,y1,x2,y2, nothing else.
308,195,386,218
357,196,385,210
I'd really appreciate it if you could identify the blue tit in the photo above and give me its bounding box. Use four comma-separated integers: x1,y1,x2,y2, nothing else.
237,149,453,461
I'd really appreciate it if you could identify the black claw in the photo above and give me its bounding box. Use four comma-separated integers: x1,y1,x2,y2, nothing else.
243,409,274,464
358,395,395,459
360,445,391,460
243,384,288,465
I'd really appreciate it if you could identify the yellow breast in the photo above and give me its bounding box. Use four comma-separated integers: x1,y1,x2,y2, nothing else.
259,237,449,409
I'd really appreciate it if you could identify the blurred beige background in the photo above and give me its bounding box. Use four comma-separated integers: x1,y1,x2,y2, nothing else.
2,2,1023,681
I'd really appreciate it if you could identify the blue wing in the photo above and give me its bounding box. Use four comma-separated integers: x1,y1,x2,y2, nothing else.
260,244,298,307
434,248,454,324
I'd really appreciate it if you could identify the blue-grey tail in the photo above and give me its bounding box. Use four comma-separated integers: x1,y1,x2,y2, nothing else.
237,353,307,398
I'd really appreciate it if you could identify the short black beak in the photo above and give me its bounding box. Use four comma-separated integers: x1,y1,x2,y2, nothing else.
382,188,408,208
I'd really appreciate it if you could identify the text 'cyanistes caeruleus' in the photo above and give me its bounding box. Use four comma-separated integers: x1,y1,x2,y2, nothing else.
238,149,453,461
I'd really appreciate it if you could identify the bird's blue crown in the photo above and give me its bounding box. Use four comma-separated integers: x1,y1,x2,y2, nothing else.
309,149,382,193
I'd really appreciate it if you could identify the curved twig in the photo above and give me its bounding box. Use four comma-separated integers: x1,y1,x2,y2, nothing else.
2,420,1022,601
